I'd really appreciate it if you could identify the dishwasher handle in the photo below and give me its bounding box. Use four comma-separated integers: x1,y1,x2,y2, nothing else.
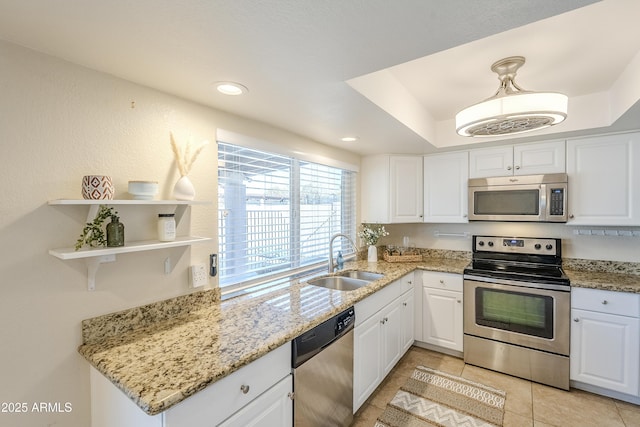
292,306,355,368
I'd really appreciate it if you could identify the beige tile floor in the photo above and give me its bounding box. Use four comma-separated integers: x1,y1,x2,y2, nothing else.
352,346,640,427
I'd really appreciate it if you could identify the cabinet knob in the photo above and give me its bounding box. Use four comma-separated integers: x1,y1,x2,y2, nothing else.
240,384,250,394
515,165,521,170
403,302,407,307
569,214,575,219
456,300,461,304
574,318,580,322
602,300,608,305
407,281,412,285
287,392,295,400
507,166,512,171
439,280,445,284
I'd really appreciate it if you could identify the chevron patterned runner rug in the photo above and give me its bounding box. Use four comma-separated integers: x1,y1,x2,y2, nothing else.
375,366,506,427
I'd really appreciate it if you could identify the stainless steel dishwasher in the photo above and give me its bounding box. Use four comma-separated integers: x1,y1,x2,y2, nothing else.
292,306,355,427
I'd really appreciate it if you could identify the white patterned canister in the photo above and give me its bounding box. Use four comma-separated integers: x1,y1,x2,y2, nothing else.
82,175,115,200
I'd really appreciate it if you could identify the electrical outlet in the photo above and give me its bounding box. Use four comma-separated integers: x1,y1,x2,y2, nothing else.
190,264,208,288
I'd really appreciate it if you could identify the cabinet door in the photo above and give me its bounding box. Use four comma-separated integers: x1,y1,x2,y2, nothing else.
389,156,423,222
360,155,390,223
513,140,565,175
567,133,640,225
219,375,292,427
400,290,415,354
381,298,404,375
423,152,469,223
571,308,640,395
469,146,513,178
353,314,383,411
422,287,463,351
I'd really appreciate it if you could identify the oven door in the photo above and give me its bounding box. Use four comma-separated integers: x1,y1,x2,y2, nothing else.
463,279,570,355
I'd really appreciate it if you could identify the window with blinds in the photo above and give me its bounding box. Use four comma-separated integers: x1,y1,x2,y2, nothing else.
218,142,357,288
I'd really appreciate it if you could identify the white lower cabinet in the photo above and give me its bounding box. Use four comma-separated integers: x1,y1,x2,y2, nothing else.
353,275,415,412
90,343,292,427
570,288,640,401
421,272,463,352
218,376,292,427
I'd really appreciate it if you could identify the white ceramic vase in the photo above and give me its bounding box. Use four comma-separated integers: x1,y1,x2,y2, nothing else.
367,245,378,262
173,175,195,201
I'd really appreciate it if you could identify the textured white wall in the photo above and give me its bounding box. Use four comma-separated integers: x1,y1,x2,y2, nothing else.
0,40,359,427
383,222,640,262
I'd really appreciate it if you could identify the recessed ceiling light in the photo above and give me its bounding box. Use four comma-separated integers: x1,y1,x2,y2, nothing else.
215,81,248,96
341,136,358,142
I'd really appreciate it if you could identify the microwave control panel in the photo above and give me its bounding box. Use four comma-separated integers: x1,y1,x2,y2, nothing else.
549,188,565,216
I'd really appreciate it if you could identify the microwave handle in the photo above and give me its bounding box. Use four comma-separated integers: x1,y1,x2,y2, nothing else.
540,184,547,220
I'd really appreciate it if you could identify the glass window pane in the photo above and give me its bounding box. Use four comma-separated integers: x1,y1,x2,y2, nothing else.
217,142,356,289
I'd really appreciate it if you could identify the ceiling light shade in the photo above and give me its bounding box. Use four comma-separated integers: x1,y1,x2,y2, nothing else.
455,56,568,137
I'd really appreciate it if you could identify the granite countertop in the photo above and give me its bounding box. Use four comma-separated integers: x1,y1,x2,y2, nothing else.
78,253,639,416
79,255,469,415
563,257,640,294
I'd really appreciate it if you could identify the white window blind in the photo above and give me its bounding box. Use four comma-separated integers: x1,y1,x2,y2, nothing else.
218,142,357,288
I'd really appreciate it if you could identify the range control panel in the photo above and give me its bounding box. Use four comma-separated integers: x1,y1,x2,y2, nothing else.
473,236,560,256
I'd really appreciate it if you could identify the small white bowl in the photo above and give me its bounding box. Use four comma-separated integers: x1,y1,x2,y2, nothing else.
128,180,159,200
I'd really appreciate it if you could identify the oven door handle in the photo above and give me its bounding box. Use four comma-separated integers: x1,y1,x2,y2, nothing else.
463,274,570,292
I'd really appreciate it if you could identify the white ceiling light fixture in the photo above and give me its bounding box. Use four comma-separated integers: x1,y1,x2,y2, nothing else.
341,136,358,142
455,56,568,137
215,81,248,96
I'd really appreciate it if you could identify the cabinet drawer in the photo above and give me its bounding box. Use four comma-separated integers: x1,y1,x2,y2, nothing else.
164,343,291,426
422,271,463,292
355,279,402,326
572,288,640,317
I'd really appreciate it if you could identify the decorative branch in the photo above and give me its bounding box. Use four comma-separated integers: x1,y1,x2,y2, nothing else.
170,132,209,176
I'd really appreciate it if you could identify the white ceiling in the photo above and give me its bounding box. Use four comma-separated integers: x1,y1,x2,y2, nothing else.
1,0,639,155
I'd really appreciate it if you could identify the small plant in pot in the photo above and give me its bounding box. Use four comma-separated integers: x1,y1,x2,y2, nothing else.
75,205,119,250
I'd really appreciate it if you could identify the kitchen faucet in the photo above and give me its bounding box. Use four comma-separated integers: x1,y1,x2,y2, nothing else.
328,233,358,273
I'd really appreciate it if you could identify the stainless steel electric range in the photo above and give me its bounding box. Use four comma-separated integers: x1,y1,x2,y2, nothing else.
463,235,571,390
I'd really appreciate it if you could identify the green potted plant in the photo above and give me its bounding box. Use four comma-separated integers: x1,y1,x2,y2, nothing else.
75,205,118,250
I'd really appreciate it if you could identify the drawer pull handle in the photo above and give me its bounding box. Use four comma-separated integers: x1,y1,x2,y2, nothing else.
574,318,580,322
240,384,250,394
602,300,608,305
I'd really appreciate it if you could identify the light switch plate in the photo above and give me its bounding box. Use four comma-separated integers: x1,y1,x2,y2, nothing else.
190,264,208,288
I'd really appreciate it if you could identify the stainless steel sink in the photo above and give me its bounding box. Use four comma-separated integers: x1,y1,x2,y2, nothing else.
306,271,384,291
306,276,370,291
336,271,384,281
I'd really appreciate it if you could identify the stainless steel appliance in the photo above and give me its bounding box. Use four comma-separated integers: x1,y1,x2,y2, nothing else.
463,236,571,390
292,306,355,426
468,173,568,222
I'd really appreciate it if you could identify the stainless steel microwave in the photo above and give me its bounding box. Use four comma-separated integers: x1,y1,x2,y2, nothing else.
468,173,568,222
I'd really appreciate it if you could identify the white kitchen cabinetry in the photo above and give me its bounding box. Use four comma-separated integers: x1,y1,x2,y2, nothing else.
571,287,640,402
91,343,292,427
353,275,415,411
469,140,565,178
423,151,469,223
361,155,423,223
48,199,212,290
421,271,463,352
566,132,640,225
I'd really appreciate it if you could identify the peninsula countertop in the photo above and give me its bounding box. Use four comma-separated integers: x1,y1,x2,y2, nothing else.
78,256,468,415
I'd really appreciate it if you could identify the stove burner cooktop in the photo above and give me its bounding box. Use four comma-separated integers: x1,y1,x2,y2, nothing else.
464,235,570,287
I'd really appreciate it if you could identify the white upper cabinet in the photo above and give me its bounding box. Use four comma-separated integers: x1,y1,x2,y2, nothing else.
469,140,565,178
361,155,423,223
423,151,469,223
566,132,640,225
